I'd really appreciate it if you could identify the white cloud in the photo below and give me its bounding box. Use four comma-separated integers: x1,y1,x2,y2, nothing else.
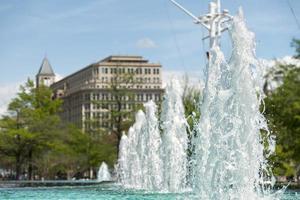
260,56,300,75
55,73,64,82
136,38,157,49
272,56,300,67
0,82,20,116
260,56,300,91
0,74,64,117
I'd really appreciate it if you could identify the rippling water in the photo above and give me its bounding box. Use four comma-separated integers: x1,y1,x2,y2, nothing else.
0,184,298,200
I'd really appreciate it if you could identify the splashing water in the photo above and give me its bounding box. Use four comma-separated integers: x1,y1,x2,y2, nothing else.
141,101,164,190
118,133,129,185
97,162,111,182
117,8,278,199
118,84,189,192
118,101,163,190
118,110,146,188
192,9,276,199
161,79,188,192
125,111,145,187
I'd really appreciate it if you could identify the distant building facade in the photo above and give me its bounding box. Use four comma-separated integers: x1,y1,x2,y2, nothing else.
37,55,163,131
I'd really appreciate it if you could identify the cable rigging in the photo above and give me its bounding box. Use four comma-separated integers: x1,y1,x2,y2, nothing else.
286,0,300,31
164,0,187,71
164,0,210,73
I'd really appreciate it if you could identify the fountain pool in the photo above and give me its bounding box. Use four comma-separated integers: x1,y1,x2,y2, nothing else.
0,184,300,200
0,184,298,200
0,1,294,199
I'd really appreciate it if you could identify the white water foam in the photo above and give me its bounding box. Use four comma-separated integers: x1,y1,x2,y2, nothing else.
192,9,277,199
97,162,111,182
161,79,188,192
117,8,278,200
118,101,163,190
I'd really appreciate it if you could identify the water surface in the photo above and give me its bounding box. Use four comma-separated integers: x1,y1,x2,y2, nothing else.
0,184,298,200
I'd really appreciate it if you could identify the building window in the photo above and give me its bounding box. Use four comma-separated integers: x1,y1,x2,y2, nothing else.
84,104,90,110
154,68,160,74
137,94,143,101
85,112,90,119
136,68,142,74
146,94,152,101
155,94,160,101
102,104,108,109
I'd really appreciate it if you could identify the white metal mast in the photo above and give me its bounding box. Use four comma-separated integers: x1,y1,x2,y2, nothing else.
169,0,232,49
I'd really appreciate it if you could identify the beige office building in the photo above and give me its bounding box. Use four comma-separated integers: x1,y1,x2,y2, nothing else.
36,55,164,131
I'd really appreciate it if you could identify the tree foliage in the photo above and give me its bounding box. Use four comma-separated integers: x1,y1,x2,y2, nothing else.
292,38,300,59
0,79,116,180
265,39,300,178
0,79,62,180
93,68,143,155
265,67,300,177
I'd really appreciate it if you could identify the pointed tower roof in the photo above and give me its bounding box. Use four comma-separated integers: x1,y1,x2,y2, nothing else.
37,57,55,76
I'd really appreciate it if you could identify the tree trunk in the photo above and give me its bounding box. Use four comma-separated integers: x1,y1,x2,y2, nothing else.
15,154,21,180
67,171,72,180
116,105,122,157
295,163,300,184
90,167,94,179
116,131,122,156
28,149,33,180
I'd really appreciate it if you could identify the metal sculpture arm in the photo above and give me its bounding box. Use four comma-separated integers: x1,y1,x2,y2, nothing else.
169,0,210,30
168,0,233,48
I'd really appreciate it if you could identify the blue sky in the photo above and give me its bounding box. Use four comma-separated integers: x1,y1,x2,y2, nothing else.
0,0,299,84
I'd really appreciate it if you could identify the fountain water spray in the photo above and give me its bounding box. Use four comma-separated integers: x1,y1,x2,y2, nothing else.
118,84,189,192
140,101,163,190
117,1,278,198
169,0,277,199
161,79,188,192
118,102,163,190
118,133,129,185
192,10,276,199
97,162,111,182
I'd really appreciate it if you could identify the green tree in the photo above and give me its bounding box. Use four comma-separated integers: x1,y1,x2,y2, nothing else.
0,121,31,180
265,67,300,178
181,76,202,175
85,132,117,178
30,125,85,180
182,75,202,132
264,39,300,179
291,39,300,59
0,79,62,180
0,79,117,180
